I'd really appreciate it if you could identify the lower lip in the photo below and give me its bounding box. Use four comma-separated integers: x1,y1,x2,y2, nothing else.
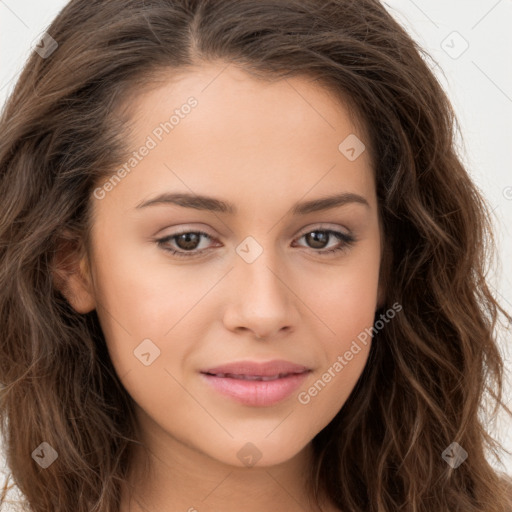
200,371,310,407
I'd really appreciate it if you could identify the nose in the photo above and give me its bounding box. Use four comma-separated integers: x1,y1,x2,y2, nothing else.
222,248,300,340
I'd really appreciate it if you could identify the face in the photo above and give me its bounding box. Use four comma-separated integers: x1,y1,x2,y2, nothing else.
64,62,383,469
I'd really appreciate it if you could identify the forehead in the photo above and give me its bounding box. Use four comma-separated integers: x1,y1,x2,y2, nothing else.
102,63,376,214
121,62,370,151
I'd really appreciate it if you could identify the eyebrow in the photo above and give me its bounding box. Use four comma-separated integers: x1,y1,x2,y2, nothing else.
135,191,370,215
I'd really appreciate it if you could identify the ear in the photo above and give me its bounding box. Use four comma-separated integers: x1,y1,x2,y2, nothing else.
52,234,96,314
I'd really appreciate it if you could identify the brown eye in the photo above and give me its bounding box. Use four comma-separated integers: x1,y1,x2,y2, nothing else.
156,230,216,258
304,231,330,249
156,227,356,259
174,232,202,251
294,228,356,256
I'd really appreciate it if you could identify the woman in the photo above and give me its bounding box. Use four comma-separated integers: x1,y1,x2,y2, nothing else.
1,1,511,510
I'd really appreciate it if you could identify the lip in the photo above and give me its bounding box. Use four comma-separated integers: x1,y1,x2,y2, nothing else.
202,359,310,377
200,359,312,407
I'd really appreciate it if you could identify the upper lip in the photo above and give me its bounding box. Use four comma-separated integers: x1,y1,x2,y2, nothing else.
201,359,311,377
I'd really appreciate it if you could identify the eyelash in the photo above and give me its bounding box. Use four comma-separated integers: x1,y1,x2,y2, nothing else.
155,227,356,259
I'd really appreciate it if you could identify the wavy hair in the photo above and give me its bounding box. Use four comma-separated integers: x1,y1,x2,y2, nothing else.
1,0,511,510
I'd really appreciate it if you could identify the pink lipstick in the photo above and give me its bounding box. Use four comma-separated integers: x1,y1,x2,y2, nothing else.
200,359,311,407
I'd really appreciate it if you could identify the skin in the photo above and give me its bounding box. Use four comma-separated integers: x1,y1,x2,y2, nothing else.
55,62,384,512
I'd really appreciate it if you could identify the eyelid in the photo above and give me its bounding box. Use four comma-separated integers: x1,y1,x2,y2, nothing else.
157,223,350,242
295,223,351,237
155,223,356,258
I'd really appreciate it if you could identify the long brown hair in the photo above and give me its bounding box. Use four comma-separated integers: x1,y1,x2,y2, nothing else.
1,1,511,510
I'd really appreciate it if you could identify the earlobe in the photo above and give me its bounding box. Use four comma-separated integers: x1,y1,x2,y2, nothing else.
52,236,96,314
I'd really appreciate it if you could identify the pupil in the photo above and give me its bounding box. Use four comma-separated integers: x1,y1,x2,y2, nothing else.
176,233,200,250
306,231,328,249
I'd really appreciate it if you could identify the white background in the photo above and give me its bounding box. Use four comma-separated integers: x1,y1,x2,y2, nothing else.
1,0,511,501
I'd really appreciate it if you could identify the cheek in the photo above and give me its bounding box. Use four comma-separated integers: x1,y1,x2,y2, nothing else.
296,266,377,419
296,243,379,410
90,239,225,397
88,237,183,374
91,228,194,329
303,243,380,344
298,344,370,434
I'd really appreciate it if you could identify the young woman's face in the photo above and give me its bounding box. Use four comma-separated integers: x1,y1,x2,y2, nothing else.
84,63,383,468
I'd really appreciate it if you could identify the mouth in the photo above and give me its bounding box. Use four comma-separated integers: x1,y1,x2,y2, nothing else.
202,371,305,381
199,360,312,407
